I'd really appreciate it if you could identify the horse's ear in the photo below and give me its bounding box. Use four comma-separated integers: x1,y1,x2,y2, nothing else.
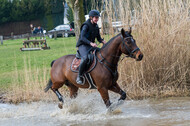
121,28,126,37
128,27,132,34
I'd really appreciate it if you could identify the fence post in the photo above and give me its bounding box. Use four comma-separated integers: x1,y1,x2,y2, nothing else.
11,32,14,39
27,33,30,40
0,36,3,45
54,31,57,40
62,32,65,38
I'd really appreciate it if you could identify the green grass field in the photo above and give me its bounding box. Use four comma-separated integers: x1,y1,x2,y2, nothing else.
0,37,77,89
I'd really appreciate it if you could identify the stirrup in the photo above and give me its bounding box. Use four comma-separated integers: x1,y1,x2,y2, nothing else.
76,76,84,85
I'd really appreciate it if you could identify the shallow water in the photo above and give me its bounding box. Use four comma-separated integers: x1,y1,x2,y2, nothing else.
0,92,190,126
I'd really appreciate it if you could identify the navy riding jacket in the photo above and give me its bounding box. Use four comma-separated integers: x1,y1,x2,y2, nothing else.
76,19,103,47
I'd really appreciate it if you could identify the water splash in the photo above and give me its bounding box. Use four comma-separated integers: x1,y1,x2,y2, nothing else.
0,93,190,126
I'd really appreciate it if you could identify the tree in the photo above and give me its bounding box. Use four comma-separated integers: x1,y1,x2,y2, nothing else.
66,6,74,24
9,0,45,22
65,0,85,41
83,0,103,15
0,0,12,24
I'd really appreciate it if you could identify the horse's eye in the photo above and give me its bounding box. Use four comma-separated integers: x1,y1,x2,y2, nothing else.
127,41,131,44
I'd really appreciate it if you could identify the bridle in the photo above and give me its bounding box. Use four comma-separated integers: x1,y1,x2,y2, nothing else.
96,35,140,82
121,35,140,58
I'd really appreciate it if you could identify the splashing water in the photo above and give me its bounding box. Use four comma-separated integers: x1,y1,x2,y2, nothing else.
1,92,190,126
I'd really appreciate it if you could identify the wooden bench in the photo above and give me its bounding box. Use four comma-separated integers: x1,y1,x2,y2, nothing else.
20,39,50,51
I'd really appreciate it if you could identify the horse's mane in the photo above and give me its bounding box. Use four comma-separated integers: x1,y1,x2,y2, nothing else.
101,33,121,50
101,31,131,50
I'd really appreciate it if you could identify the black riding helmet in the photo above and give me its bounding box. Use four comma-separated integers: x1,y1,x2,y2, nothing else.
89,10,100,17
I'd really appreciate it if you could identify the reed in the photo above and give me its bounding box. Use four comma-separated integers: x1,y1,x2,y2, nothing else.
104,0,190,98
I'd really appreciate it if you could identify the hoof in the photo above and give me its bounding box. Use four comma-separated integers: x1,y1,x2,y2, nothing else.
106,101,112,108
58,102,63,109
107,100,124,113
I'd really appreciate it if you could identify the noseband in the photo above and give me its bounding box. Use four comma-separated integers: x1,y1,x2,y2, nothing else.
121,35,140,58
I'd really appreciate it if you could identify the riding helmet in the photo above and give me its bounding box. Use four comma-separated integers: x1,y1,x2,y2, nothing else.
89,10,100,17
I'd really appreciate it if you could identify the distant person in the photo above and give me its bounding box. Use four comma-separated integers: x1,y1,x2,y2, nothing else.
33,26,43,34
30,24,43,34
30,24,34,33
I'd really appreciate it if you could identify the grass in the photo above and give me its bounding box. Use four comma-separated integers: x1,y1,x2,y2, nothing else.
0,37,77,89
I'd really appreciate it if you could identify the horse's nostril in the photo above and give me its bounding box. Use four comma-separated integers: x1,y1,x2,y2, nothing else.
138,54,143,60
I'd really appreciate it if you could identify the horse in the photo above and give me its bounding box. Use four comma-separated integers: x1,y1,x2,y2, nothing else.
44,28,143,109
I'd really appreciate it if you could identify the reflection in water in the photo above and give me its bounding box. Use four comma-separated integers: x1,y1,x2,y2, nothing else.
0,92,190,126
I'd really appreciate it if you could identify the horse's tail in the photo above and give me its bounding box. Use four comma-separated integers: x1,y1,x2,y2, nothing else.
51,60,56,67
44,60,55,92
44,78,52,92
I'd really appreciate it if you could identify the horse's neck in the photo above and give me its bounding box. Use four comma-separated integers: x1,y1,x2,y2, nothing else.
101,37,122,67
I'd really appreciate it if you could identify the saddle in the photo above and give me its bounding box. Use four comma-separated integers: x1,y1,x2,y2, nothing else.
70,49,98,89
71,50,97,73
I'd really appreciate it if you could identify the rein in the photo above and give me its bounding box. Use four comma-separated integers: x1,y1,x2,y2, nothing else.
98,51,117,68
96,51,118,78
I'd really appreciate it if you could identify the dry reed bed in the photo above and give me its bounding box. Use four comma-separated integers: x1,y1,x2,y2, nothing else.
5,0,190,103
108,0,190,98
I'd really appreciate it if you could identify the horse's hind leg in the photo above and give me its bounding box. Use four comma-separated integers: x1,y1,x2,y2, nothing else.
65,81,79,98
109,83,126,101
51,81,65,109
51,88,64,109
44,78,65,109
52,89,64,102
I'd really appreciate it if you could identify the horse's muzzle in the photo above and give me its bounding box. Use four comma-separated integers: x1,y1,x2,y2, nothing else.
135,51,143,61
137,54,143,61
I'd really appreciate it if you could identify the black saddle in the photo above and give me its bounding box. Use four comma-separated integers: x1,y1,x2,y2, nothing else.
76,50,94,67
71,48,100,73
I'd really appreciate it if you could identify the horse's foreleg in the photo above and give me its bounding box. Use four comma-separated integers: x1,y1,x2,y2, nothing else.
98,87,111,108
109,83,126,101
52,88,64,109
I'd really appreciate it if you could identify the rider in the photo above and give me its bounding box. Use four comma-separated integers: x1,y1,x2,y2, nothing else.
76,10,106,85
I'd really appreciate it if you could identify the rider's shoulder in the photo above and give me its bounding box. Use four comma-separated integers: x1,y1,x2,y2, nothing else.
81,24,89,30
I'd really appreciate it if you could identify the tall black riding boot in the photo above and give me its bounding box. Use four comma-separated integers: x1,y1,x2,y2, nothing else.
76,58,87,85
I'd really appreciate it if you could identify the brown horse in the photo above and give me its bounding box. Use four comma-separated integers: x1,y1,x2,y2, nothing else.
44,28,143,109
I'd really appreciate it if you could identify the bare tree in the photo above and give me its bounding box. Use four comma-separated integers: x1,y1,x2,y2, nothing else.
65,0,85,41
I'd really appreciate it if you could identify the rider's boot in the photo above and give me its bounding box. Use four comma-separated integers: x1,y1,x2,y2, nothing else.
76,58,87,85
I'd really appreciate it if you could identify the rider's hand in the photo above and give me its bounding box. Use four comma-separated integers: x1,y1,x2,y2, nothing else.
90,42,97,47
102,40,106,45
